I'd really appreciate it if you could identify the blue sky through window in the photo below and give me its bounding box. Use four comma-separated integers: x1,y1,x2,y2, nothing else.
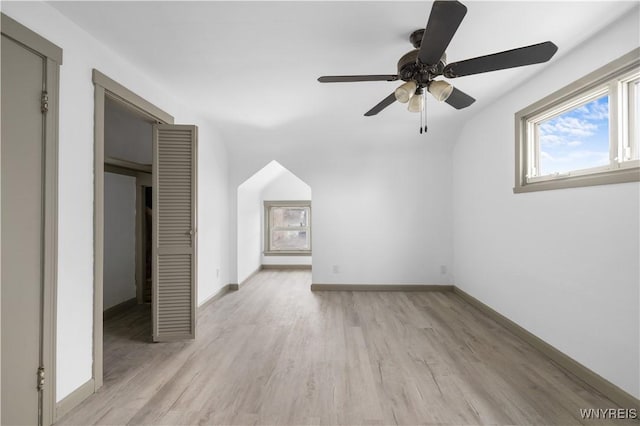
538,95,609,175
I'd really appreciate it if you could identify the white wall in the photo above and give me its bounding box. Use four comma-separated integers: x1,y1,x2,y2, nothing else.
452,9,640,399
195,117,230,306
237,162,313,281
1,1,230,401
236,161,284,283
260,169,312,266
227,124,455,287
103,173,136,310
237,180,263,284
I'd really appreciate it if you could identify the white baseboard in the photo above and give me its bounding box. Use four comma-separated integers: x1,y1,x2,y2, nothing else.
311,283,453,291
232,266,264,290
198,284,235,309
262,264,311,270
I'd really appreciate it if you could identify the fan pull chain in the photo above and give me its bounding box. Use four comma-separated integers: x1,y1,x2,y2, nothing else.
423,94,428,134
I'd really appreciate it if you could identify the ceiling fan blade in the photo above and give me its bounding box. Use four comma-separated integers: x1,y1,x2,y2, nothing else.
418,0,468,66
318,75,398,83
364,93,397,116
445,87,475,109
444,41,558,78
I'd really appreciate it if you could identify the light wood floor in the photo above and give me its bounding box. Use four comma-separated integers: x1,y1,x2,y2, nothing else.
58,270,631,425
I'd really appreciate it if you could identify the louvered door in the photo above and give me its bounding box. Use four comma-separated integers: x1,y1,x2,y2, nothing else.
152,124,197,342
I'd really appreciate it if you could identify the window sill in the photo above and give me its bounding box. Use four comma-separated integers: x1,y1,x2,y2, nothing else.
514,166,639,193
264,251,312,256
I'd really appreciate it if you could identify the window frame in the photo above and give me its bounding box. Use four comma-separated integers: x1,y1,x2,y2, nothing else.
514,48,640,193
263,200,312,256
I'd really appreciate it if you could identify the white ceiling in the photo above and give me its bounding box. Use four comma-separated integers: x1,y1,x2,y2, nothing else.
49,1,636,142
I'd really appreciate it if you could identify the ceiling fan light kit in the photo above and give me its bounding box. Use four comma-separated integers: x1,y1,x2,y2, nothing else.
408,89,425,113
427,80,454,102
318,0,558,134
394,80,417,103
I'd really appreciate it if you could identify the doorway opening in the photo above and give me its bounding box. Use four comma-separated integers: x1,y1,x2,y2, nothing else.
92,70,175,390
237,161,312,285
103,95,155,353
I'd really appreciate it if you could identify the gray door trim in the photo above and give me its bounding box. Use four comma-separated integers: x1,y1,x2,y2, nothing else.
92,70,173,124
0,14,62,64
93,71,174,393
1,13,61,426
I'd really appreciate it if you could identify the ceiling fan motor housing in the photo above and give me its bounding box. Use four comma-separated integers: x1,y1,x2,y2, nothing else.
399,29,448,84
397,49,446,84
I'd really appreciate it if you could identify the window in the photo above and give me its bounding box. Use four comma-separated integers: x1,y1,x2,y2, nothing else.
264,200,311,255
515,48,640,193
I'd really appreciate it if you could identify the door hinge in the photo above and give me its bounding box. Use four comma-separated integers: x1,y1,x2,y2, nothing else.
37,366,45,392
41,91,49,114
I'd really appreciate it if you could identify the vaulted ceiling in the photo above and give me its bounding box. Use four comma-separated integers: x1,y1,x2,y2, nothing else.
49,1,636,145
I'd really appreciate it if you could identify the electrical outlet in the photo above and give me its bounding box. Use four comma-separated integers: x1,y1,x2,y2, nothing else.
216,268,220,278
332,265,340,274
440,265,447,274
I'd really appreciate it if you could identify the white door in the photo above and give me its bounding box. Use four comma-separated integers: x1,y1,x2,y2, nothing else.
1,34,45,425
152,125,197,342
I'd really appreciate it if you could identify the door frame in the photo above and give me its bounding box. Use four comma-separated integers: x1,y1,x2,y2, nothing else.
92,70,174,390
1,13,62,426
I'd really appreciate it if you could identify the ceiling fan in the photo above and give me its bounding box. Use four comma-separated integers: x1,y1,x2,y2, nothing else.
318,0,558,133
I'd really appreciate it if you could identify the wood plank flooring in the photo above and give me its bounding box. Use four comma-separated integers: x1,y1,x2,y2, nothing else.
57,270,633,425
